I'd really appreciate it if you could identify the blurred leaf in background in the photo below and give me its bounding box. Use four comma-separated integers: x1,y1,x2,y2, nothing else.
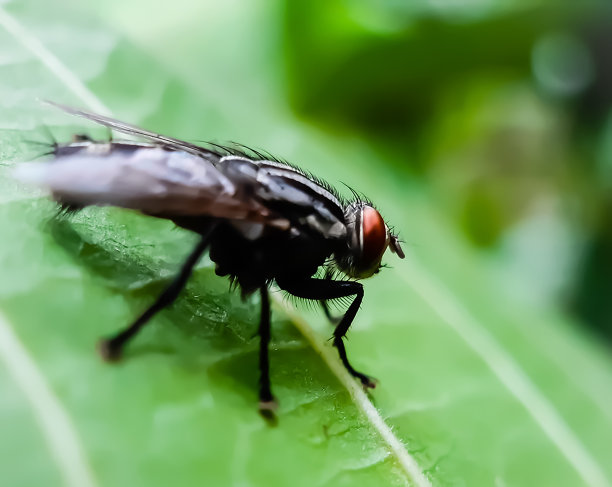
283,0,612,339
0,0,612,486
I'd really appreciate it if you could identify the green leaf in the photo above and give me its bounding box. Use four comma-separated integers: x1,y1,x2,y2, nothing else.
0,1,611,487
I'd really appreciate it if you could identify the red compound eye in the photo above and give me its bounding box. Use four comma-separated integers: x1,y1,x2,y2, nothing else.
361,206,387,268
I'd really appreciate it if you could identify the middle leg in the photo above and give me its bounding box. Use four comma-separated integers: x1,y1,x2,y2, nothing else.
258,286,277,415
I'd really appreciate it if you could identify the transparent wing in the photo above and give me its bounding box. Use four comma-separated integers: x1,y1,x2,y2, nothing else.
23,103,347,237
14,143,290,228
45,101,222,163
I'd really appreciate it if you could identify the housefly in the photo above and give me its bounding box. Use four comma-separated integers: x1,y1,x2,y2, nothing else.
16,102,405,415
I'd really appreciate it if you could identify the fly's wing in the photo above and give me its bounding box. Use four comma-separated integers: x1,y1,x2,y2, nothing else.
17,104,347,238
14,143,290,229
45,101,222,163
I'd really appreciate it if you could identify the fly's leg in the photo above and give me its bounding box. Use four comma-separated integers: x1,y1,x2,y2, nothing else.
258,286,277,418
98,234,211,361
320,300,341,325
277,278,376,389
329,284,377,389
320,269,341,324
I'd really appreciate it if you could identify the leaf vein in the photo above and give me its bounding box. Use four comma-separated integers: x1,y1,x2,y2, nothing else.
398,251,609,487
0,310,98,487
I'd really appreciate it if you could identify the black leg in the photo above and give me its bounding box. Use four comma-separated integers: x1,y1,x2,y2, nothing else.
258,286,277,417
277,278,376,389
98,234,211,361
320,300,340,324
320,269,340,324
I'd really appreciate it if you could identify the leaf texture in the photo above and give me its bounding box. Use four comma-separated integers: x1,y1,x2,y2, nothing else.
0,1,611,487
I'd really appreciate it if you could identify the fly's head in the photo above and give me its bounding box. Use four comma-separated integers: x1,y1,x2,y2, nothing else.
335,201,405,279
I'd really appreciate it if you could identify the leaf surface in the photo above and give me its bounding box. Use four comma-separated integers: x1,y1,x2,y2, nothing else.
0,1,611,487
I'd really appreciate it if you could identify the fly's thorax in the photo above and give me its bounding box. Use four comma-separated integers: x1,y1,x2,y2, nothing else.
334,201,405,279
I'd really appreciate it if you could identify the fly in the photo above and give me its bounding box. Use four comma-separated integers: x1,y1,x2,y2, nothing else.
15,102,405,417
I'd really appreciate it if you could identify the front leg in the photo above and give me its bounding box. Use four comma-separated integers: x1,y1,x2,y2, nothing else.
276,277,376,389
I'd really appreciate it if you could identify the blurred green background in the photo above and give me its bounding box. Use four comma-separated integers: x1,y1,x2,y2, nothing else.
1,0,612,486
281,0,612,340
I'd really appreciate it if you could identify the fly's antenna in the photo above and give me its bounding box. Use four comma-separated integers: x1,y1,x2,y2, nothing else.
389,233,405,259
